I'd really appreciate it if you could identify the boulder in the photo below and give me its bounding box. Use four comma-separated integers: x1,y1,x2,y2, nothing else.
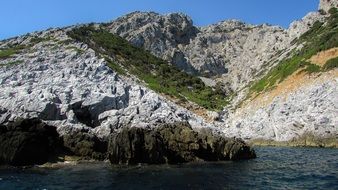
62,130,108,160
0,118,62,166
108,122,256,164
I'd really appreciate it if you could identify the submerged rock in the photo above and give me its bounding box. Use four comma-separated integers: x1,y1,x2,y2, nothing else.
108,122,256,164
0,118,62,166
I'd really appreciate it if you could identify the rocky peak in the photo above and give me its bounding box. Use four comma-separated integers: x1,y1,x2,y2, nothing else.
319,0,338,13
201,20,250,33
106,11,198,47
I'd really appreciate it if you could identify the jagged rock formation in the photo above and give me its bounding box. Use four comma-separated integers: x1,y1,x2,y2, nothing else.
106,10,326,92
104,1,337,146
0,29,214,139
221,5,338,145
0,119,255,166
319,0,338,13
0,26,245,165
62,128,108,160
109,122,256,164
288,12,326,39
0,0,337,163
0,118,62,166
106,12,199,74
224,71,338,142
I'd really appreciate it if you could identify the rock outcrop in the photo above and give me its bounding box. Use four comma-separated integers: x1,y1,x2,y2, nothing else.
0,118,62,166
0,29,214,141
224,72,338,142
0,119,256,166
107,13,293,91
103,4,337,146
105,9,328,92
62,128,108,160
319,0,338,13
106,12,199,74
108,122,256,164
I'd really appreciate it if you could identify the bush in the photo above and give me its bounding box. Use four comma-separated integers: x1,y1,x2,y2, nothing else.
304,63,321,73
323,57,338,71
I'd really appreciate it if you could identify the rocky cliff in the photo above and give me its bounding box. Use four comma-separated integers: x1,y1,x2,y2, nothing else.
0,25,255,165
0,0,337,166
0,28,216,139
223,5,338,146
105,9,326,92
103,1,337,146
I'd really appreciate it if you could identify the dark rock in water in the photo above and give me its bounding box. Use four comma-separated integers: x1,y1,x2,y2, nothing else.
108,122,256,164
0,118,62,166
62,130,108,160
0,118,108,166
109,127,167,164
0,118,254,166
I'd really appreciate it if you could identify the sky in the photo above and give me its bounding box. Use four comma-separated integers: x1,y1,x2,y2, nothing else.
0,0,319,40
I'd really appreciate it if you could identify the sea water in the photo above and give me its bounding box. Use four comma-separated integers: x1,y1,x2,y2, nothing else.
0,146,337,190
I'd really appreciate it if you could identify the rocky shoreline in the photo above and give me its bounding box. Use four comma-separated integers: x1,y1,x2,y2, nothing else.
0,118,256,167
1,118,336,167
250,134,338,148
0,1,337,168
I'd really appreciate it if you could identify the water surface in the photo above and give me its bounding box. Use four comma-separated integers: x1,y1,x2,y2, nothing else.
0,147,337,189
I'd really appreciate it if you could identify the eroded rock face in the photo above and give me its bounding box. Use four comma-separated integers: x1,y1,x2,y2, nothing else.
0,118,62,166
288,12,326,39
108,122,256,164
107,12,198,57
106,12,325,91
224,72,338,142
0,29,214,141
62,129,108,160
0,118,109,166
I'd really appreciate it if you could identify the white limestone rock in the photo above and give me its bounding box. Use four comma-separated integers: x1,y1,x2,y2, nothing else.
0,29,214,139
224,76,338,141
319,0,338,13
106,10,325,92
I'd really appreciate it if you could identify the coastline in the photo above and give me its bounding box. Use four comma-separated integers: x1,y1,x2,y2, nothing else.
249,134,338,148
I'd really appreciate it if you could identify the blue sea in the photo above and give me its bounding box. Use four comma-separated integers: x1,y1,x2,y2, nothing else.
0,146,337,190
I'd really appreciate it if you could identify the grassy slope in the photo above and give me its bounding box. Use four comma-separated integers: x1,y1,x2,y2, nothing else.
249,8,338,97
68,25,229,110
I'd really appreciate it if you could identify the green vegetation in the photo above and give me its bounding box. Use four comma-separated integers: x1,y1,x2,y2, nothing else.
68,25,229,110
303,62,321,73
0,45,26,59
57,39,73,45
0,36,53,60
323,57,338,70
249,8,338,96
65,46,84,54
29,36,52,44
105,57,126,75
0,49,17,59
